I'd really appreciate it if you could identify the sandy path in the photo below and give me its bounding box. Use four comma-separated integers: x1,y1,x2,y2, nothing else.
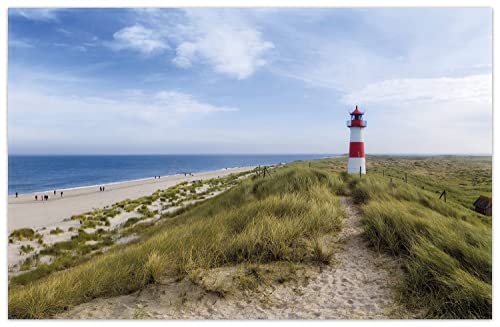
58,196,412,319
8,166,255,233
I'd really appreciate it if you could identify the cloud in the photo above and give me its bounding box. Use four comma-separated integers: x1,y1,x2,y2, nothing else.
152,91,238,115
9,9,60,21
9,85,237,127
342,74,492,106
9,39,34,48
8,82,239,153
111,9,274,79
110,24,169,55
171,10,274,79
340,74,492,155
270,9,491,93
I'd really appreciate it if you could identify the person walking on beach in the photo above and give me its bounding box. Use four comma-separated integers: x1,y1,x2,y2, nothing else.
44,195,48,201
35,195,38,201
15,192,18,198
60,191,63,197
54,190,56,195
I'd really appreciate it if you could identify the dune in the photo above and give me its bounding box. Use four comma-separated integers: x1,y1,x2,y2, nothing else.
8,166,256,233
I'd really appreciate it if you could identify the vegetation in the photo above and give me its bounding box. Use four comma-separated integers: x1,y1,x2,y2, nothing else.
306,156,492,318
49,228,64,235
8,167,344,318
9,171,249,289
8,156,491,319
10,228,39,241
20,245,34,255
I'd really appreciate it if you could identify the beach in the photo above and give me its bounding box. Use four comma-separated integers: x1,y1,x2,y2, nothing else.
8,166,256,233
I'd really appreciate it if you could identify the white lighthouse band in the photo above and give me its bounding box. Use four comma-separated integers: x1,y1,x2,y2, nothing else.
349,127,364,143
348,158,366,174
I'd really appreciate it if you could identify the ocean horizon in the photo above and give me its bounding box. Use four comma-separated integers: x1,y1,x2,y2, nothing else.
8,154,335,195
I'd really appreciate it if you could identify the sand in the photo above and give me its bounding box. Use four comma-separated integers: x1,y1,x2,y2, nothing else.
8,166,256,233
56,196,416,319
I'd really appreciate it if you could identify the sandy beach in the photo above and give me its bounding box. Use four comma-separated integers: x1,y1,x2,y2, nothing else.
8,166,255,233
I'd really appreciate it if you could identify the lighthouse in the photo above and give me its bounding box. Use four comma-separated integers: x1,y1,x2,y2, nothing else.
347,105,367,174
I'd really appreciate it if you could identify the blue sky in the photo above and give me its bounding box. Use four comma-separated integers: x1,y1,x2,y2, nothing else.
8,8,492,154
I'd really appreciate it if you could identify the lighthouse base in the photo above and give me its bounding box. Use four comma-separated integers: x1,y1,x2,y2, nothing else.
348,157,366,174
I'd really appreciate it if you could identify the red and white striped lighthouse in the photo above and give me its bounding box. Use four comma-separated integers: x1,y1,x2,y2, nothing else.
347,105,367,174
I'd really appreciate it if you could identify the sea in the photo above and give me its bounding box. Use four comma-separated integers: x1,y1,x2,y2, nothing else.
8,154,334,195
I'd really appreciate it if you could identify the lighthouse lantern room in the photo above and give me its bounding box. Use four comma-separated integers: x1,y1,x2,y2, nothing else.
347,105,367,174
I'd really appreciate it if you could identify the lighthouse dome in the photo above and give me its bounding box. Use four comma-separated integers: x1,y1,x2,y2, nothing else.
350,105,364,115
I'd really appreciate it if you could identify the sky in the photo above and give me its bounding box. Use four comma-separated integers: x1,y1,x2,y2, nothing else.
7,8,492,155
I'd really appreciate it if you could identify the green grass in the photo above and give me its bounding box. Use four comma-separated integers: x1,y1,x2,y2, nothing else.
10,230,115,287
123,217,141,228
295,157,491,318
20,245,34,255
10,228,38,241
9,170,250,291
358,179,491,318
327,156,491,319
8,167,344,318
49,228,64,235
9,157,490,319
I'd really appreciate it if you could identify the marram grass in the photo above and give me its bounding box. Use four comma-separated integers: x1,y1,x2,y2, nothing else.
349,174,491,318
9,157,492,319
9,167,344,318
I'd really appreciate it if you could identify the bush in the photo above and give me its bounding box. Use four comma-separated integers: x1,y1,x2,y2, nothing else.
10,228,36,241
49,228,63,235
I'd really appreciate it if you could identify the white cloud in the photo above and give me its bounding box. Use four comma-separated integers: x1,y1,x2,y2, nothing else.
270,9,491,93
8,84,239,153
340,74,492,155
171,10,274,79
9,86,237,127
342,74,492,106
110,24,169,55
112,10,274,79
9,39,33,48
153,91,237,115
10,9,60,21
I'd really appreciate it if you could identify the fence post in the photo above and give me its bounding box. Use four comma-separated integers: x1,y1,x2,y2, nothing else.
439,190,447,202
359,166,362,178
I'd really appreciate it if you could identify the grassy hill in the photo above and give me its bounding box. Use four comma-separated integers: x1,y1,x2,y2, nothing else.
8,156,492,319
9,167,345,318
304,156,492,318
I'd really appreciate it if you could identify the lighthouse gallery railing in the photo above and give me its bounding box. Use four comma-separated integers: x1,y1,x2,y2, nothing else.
346,120,367,127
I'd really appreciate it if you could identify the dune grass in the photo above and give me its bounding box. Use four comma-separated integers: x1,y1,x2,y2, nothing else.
345,167,491,318
302,156,491,318
9,156,491,319
8,167,344,318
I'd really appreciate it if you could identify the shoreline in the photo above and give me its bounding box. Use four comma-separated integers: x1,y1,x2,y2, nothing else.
8,166,257,233
8,165,254,197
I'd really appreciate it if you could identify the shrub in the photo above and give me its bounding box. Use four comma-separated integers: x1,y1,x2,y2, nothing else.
49,228,63,235
10,229,36,241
